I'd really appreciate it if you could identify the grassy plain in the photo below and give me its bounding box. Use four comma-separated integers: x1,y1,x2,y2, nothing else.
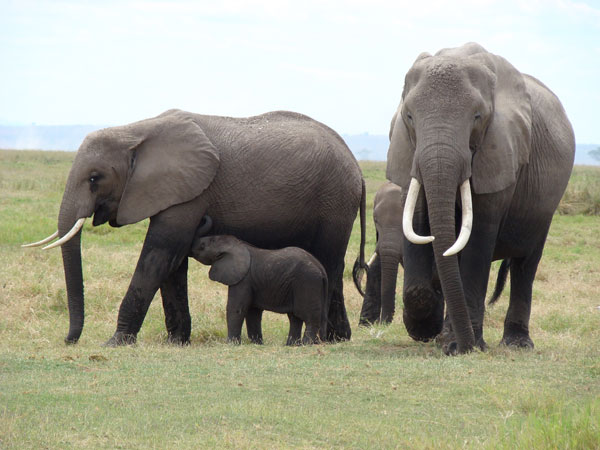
1,150,599,449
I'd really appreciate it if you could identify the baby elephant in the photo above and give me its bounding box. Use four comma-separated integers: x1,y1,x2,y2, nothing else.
190,235,328,345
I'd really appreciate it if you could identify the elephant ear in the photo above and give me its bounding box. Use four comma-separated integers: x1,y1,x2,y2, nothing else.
470,51,532,194
386,105,414,190
116,110,220,225
386,52,432,188
209,242,251,286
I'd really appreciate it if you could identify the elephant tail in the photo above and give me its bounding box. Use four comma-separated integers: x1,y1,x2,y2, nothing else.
352,178,368,297
488,259,511,304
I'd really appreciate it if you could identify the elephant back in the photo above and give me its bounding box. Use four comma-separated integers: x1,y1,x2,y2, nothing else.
192,112,363,250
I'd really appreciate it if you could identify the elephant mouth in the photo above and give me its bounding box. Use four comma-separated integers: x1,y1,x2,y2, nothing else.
93,201,118,227
92,206,111,226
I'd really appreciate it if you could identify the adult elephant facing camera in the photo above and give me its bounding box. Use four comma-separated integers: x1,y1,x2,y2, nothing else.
25,109,365,345
388,43,574,354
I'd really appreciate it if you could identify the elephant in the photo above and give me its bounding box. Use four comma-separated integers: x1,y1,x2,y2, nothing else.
357,181,409,325
190,234,328,345
385,42,574,354
24,109,366,345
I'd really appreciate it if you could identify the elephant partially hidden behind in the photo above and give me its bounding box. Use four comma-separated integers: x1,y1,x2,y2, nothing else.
384,42,574,354
357,181,414,326
24,109,367,345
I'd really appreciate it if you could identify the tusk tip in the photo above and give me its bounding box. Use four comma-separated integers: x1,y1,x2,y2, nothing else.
443,248,457,257
408,235,434,244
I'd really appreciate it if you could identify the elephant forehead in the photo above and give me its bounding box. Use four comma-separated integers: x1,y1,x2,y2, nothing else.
375,183,403,205
423,60,473,93
71,147,114,176
407,59,482,110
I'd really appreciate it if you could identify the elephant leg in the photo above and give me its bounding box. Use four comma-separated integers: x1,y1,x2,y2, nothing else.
245,307,264,344
359,253,382,326
286,314,303,346
105,199,207,346
456,239,496,352
327,270,350,341
226,282,252,344
292,280,323,345
402,216,444,342
302,322,320,345
501,247,544,349
437,196,502,353
160,258,191,345
311,228,352,342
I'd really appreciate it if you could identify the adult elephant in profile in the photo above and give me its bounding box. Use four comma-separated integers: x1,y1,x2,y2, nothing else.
25,109,366,346
386,43,574,354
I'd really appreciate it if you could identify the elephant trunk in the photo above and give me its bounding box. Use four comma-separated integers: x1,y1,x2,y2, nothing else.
418,137,475,353
378,233,403,323
57,183,87,344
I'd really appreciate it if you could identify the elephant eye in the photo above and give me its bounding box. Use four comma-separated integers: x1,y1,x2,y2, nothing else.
89,173,102,184
474,112,482,121
406,112,413,122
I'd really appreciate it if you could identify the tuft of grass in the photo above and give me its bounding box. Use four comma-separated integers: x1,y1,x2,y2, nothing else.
558,165,600,215
498,395,600,449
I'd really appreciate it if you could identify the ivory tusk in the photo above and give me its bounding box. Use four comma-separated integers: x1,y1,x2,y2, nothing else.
443,179,473,256
367,252,377,268
22,231,59,248
402,178,435,244
42,218,86,250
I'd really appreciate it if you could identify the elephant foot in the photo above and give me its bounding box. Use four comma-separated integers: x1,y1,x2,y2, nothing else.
501,323,534,349
436,325,487,355
301,332,320,345
402,286,444,342
64,336,80,345
249,336,264,345
103,331,137,347
286,336,302,346
435,324,457,354
167,332,190,346
327,329,351,342
227,336,241,345
501,333,534,349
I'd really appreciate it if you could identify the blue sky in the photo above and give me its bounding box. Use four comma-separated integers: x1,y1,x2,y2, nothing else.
1,0,599,143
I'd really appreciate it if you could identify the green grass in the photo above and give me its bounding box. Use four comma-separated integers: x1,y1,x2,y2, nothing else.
1,150,599,449
558,165,600,215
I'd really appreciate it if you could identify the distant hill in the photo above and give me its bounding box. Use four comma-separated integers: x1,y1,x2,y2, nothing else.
0,125,102,151
342,133,390,161
1,126,598,166
342,133,599,166
573,144,600,166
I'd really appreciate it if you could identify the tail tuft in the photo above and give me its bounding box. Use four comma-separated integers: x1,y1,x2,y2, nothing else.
488,259,510,305
352,258,369,297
